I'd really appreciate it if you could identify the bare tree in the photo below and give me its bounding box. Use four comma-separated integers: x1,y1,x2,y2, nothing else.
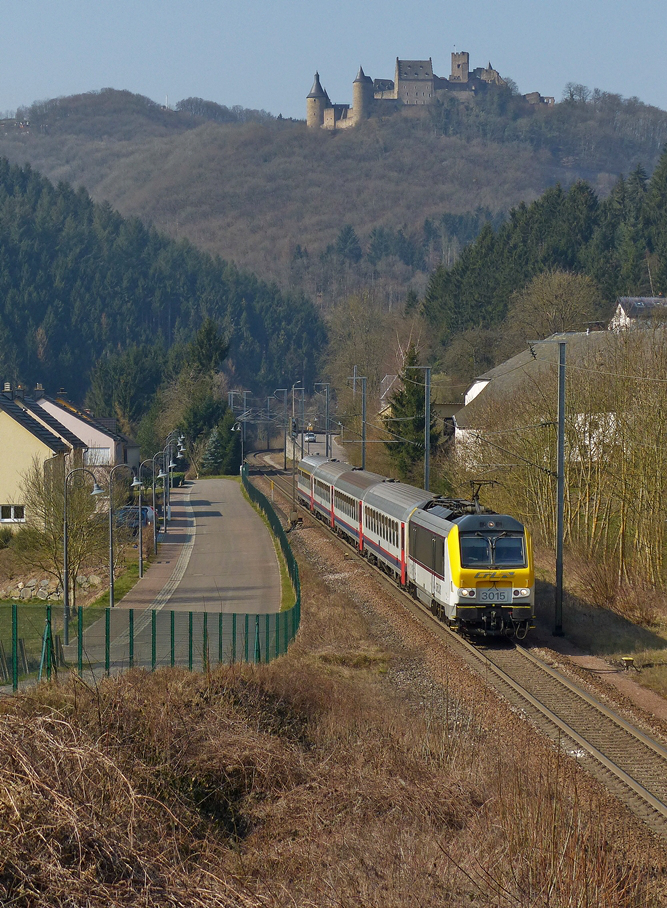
16,457,113,609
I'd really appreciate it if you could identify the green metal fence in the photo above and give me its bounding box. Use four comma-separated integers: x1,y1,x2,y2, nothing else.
241,463,301,629
0,603,297,691
0,468,301,692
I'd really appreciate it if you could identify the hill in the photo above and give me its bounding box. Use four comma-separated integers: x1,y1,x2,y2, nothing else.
2,87,667,306
0,158,326,400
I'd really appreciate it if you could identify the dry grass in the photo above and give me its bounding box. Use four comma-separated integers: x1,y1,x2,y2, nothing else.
0,532,666,905
533,546,667,700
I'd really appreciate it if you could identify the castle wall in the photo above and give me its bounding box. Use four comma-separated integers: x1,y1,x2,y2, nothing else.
397,80,434,104
307,53,551,128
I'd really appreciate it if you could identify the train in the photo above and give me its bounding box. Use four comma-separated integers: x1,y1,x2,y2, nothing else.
296,454,535,639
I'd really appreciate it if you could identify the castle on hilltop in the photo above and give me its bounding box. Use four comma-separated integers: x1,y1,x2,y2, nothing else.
307,52,554,129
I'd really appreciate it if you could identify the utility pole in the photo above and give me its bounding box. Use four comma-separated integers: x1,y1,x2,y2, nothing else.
349,369,367,470
424,366,431,492
315,382,331,458
361,376,367,470
325,384,330,457
266,396,271,450
554,341,566,636
291,381,302,467
243,390,249,456
279,390,287,470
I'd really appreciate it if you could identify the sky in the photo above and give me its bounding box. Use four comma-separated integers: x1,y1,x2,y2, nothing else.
2,0,667,119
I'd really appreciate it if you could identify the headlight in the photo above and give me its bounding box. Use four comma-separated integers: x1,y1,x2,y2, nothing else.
512,588,531,598
458,589,476,598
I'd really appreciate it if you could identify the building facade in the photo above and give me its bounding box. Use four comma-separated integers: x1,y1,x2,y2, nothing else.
308,52,554,130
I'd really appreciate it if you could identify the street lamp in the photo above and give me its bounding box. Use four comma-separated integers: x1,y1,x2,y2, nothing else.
232,423,244,465
108,463,134,609
151,451,164,555
63,468,104,645
131,460,153,579
164,431,180,529
158,464,168,536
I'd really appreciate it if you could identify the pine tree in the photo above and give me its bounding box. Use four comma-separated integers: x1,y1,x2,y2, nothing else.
383,344,440,483
200,427,225,475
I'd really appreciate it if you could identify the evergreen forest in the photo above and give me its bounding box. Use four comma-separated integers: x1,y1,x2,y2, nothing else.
0,159,326,400
422,148,667,364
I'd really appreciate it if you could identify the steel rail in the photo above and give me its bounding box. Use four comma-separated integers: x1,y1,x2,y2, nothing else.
248,453,667,831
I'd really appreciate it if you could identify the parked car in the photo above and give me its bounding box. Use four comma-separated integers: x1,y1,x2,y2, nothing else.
305,432,316,443
116,506,155,533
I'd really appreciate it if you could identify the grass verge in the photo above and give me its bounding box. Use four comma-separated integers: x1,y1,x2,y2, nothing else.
240,481,295,612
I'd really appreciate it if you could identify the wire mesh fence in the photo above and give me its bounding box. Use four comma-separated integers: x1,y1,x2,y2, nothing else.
0,603,297,691
0,469,301,692
241,463,301,624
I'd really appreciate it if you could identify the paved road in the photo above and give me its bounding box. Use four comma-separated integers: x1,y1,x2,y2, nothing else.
117,477,281,614
168,478,281,613
61,477,284,675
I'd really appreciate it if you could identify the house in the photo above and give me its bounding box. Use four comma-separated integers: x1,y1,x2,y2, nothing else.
32,387,140,471
609,297,667,331
453,330,613,459
0,387,73,527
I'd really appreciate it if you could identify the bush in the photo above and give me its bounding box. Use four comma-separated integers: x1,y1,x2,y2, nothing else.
171,472,186,488
0,527,13,549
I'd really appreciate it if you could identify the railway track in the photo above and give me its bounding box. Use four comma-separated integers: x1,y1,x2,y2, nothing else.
248,453,667,837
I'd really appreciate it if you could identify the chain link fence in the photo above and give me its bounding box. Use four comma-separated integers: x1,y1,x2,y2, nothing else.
0,469,300,692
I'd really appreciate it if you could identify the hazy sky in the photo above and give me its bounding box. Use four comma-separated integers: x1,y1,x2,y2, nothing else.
3,0,667,118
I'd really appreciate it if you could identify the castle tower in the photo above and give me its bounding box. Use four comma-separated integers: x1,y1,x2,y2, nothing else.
307,72,328,128
450,51,469,83
352,65,374,123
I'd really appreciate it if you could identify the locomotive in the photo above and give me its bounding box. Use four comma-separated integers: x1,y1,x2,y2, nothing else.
297,454,534,639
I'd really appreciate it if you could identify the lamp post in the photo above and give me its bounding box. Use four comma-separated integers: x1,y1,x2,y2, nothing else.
108,463,134,609
151,451,164,555
232,422,244,465
163,431,179,530
132,460,153,579
63,468,104,645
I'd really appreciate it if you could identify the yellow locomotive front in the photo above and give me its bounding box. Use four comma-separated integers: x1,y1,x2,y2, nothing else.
448,515,535,638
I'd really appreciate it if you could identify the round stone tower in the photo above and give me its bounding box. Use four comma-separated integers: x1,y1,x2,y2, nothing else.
307,73,327,128
353,65,374,123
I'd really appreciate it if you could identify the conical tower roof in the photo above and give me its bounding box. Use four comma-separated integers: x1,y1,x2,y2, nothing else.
307,72,326,99
354,65,373,84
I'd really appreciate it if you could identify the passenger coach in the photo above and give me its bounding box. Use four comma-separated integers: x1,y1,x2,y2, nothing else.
296,455,535,638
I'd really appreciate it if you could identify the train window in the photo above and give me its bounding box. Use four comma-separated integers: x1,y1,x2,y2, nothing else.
494,536,525,566
460,536,491,566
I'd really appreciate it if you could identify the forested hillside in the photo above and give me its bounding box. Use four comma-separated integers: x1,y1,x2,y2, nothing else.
0,159,326,400
1,87,666,308
422,149,667,377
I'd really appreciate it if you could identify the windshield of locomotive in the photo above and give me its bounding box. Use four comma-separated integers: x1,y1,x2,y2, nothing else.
460,534,525,568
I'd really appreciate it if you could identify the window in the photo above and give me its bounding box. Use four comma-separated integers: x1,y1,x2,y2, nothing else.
494,537,525,566
84,448,111,465
459,534,526,568
411,524,444,575
1,505,25,522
